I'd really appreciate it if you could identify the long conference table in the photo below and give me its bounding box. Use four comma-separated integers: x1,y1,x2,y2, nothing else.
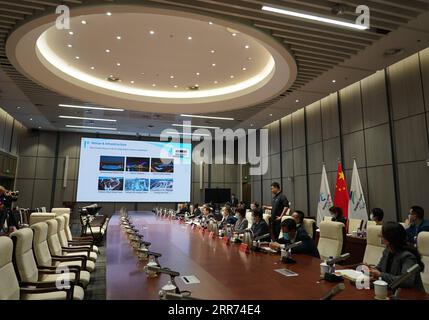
106,211,428,300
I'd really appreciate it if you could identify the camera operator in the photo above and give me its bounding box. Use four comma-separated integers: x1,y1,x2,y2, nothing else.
0,185,19,234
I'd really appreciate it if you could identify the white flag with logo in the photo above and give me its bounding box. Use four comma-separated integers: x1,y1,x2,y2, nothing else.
348,160,368,222
317,165,333,226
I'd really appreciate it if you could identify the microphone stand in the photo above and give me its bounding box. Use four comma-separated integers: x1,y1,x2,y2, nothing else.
389,264,420,300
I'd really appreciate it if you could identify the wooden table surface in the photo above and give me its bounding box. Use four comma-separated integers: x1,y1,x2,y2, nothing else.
106,212,428,300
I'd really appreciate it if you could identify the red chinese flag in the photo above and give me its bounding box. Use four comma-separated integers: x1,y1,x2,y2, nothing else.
334,162,349,219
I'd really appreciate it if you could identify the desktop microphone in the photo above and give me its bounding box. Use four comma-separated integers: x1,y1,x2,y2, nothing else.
145,265,180,277
390,264,420,292
139,240,151,247
147,251,162,258
161,292,202,300
320,283,345,300
254,233,271,241
326,253,351,266
283,241,303,251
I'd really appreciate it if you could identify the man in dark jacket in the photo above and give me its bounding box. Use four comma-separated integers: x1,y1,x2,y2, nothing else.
270,218,319,258
250,208,270,241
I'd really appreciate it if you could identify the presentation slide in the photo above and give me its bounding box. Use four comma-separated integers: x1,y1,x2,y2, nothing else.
76,138,192,202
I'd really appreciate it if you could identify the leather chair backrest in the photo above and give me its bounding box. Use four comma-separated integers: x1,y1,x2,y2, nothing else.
318,221,344,260
46,219,62,256
417,231,429,293
263,214,270,225
51,208,71,216
246,211,254,227
55,216,69,247
303,218,316,239
10,228,38,283
29,212,56,226
0,237,20,300
31,222,53,267
367,220,376,227
323,216,333,222
348,219,363,234
63,213,73,241
363,225,384,266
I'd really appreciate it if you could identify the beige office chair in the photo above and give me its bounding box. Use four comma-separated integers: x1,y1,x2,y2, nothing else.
29,212,56,225
0,236,79,300
63,213,99,253
367,220,376,227
303,218,316,239
417,231,429,293
31,222,95,273
363,225,384,266
263,213,270,225
348,219,363,234
323,216,333,222
246,211,254,228
56,216,98,254
317,221,344,260
46,219,97,262
10,228,87,297
51,208,71,216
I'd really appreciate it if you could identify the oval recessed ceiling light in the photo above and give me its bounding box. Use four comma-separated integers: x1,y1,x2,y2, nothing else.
152,83,156,87
116,36,122,40
116,62,121,66
106,12,112,16
269,113,273,116
67,44,72,48
296,99,299,103
68,31,74,35
81,20,87,25
212,63,216,67
170,75,174,79
90,66,95,70
29,118,33,121
214,80,218,84
208,21,213,25
75,56,80,59
174,85,178,88
187,36,192,40
130,80,135,84
210,50,215,54
232,33,237,36
247,57,252,61
242,67,247,71
196,72,200,76
332,79,336,83
230,75,234,78
105,49,110,53
245,45,250,49
149,30,155,35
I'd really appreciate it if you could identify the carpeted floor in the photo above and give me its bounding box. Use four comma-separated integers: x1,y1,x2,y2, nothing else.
71,223,106,300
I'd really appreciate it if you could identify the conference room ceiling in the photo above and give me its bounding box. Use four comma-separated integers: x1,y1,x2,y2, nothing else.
0,0,428,136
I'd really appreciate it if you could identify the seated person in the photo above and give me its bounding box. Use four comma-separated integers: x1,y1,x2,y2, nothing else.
234,207,248,233
329,206,347,225
369,222,425,290
270,218,320,258
291,210,305,229
219,206,237,229
250,201,259,211
191,203,201,218
250,208,270,241
198,205,214,227
405,206,429,245
237,201,246,209
370,208,384,226
176,203,189,217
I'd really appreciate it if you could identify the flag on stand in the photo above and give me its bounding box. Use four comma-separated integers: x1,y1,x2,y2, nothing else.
348,160,368,222
316,165,333,226
334,162,349,220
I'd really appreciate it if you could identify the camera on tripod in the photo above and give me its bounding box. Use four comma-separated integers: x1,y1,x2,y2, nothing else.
0,190,19,210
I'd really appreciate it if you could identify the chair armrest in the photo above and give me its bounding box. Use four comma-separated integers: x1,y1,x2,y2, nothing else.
69,240,93,245
67,244,93,250
20,280,75,288
52,255,87,269
62,247,90,254
39,265,82,273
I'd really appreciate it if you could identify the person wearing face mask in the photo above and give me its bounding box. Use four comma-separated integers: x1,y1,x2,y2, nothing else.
369,222,425,290
329,206,347,225
269,218,319,258
370,208,384,225
219,206,237,229
291,210,305,229
250,201,259,211
233,207,248,234
404,206,429,245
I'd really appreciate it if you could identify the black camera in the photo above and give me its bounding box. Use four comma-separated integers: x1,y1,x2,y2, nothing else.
0,190,19,210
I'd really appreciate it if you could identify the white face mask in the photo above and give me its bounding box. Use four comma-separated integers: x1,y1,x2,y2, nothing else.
370,214,374,221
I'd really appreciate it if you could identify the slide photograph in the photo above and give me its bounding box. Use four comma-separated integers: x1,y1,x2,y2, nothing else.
99,156,125,172
150,158,174,173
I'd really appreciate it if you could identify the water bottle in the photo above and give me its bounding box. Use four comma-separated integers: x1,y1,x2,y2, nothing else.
328,256,334,274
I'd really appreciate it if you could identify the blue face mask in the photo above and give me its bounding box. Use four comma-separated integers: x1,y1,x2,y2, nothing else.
283,233,289,241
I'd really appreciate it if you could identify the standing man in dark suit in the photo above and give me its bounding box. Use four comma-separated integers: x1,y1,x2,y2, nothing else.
230,193,239,208
263,182,289,241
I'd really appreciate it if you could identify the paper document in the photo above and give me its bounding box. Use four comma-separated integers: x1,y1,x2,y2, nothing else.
274,268,298,277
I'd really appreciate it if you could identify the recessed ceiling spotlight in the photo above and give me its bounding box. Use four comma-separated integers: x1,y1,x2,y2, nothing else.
247,57,252,61
196,72,200,76
90,66,95,70
212,63,216,67
29,118,33,121
187,36,193,40
230,75,234,79
152,83,156,87
242,67,247,71
116,62,121,66
174,85,178,88
106,12,112,16
250,123,254,127
194,84,199,87
332,79,336,83
208,21,213,25
170,75,174,79
105,49,110,53
67,44,72,48
244,45,250,49
38,126,42,129
116,36,122,40
68,31,74,35
269,113,273,117
214,80,218,84
130,80,135,84
81,20,87,25
296,99,300,103
210,50,215,54
75,56,80,59
16,106,21,109
149,30,155,35
232,33,237,36
109,74,113,78
141,72,145,75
